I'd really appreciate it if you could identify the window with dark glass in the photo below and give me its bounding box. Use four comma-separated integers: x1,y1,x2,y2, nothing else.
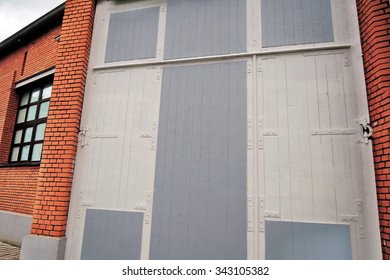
10,82,52,163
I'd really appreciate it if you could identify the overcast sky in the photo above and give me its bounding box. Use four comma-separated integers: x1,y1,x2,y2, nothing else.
0,0,65,42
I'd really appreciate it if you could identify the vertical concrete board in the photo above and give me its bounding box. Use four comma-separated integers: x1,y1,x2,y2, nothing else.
150,61,247,259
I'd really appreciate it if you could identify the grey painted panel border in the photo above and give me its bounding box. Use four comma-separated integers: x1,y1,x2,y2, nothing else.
262,0,334,48
81,209,143,260
150,61,247,260
105,7,160,62
265,220,352,260
164,0,247,59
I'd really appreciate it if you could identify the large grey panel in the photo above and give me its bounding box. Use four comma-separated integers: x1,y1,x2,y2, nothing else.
105,7,160,62
81,209,143,260
164,0,246,59
262,0,334,47
265,221,352,260
150,61,247,259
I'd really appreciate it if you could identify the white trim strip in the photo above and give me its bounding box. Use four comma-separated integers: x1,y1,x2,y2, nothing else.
94,44,351,71
15,68,55,89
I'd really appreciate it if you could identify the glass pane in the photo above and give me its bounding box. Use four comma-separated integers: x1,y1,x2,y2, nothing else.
20,92,30,106
17,108,27,123
42,84,52,99
35,123,46,141
14,130,23,144
30,88,40,103
39,101,50,118
27,105,37,121
31,144,43,161
21,145,30,161
10,147,19,162
24,127,33,143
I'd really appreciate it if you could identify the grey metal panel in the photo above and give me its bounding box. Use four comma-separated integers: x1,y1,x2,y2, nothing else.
283,0,295,46
274,0,285,47
81,209,143,260
262,0,274,47
320,0,334,42
150,61,247,260
302,0,314,43
292,0,304,44
311,0,325,43
265,221,352,260
237,0,247,53
164,0,247,59
105,7,159,62
266,220,294,259
261,0,334,47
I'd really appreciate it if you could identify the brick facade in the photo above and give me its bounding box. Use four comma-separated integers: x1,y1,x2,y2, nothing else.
356,0,390,259
1,0,388,259
0,24,61,215
30,0,96,237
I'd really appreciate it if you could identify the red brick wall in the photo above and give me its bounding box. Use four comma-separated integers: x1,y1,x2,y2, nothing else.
0,24,61,215
31,0,96,237
356,0,390,260
0,167,40,214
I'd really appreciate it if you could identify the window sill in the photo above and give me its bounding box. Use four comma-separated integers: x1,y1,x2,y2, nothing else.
0,162,40,168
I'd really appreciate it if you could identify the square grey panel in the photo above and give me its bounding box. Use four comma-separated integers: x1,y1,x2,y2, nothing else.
265,220,352,260
105,7,160,62
262,0,334,47
81,209,143,260
164,0,246,59
150,61,247,259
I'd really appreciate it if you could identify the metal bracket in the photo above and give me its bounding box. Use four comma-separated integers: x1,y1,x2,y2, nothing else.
263,130,278,136
140,132,152,139
161,3,166,12
311,128,357,136
81,201,94,207
134,204,147,211
89,134,118,139
258,119,264,150
156,68,161,80
79,127,89,147
77,191,83,219
356,199,365,238
257,60,262,72
248,196,254,232
144,191,153,224
151,122,157,150
260,56,276,60
340,215,359,222
357,118,373,144
264,211,281,218
344,54,350,66
259,196,265,232
247,62,252,73
248,120,253,150
303,51,343,57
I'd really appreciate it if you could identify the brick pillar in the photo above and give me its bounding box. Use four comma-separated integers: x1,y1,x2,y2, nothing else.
356,0,390,260
0,72,17,164
20,0,96,260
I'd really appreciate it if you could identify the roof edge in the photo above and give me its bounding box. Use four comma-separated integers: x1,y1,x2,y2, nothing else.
0,3,65,56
